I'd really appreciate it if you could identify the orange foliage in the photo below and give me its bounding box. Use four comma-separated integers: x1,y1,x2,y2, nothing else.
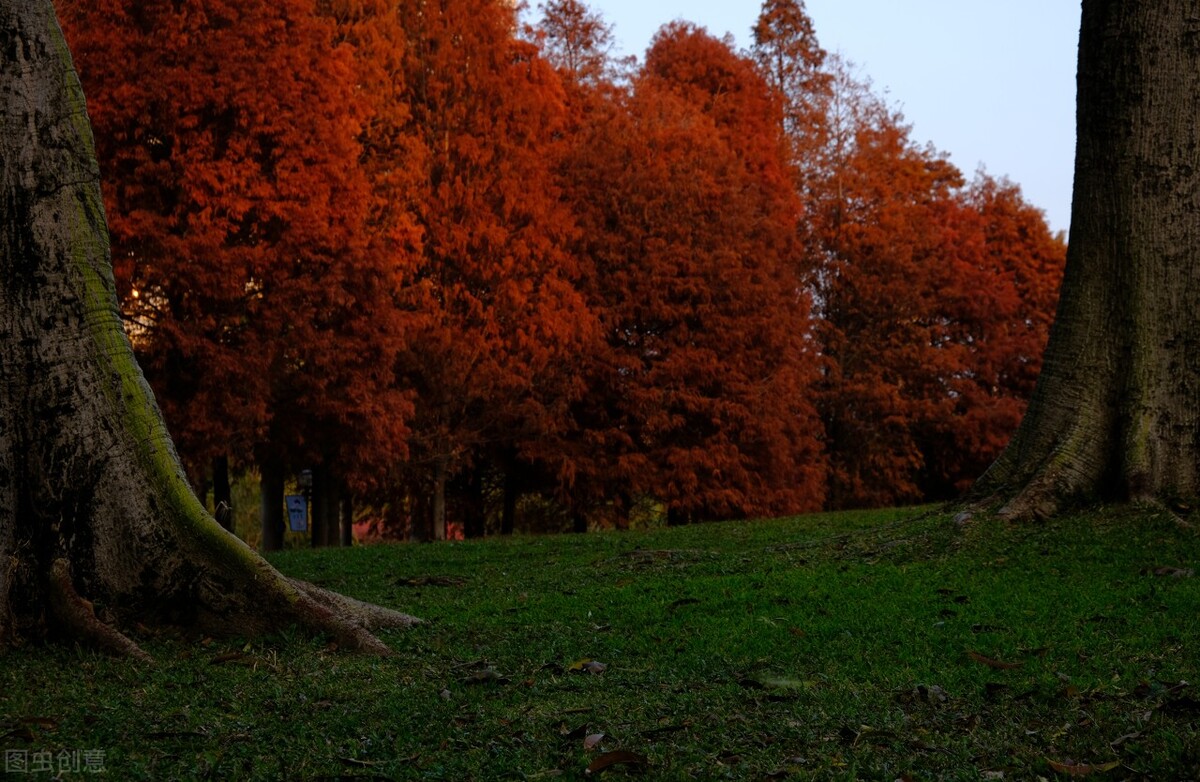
58,0,1067,532
60,0,412,490
554,23,827,522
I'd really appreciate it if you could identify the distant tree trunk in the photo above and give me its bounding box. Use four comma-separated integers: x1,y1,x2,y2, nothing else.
432,455,448,540
212,455,233,533
0,1,415,657
410,486,430,542
572,507,587,534
340,493,353,546
501,462,520,535
310,465,341,548
463,465,485,539
667,507,689,527
259,459,285,552
973,0,1200,518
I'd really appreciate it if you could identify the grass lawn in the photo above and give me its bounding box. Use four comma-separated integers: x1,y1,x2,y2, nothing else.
2,505,1199,780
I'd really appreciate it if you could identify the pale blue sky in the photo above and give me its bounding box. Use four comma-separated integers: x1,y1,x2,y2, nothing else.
561,1,1079,234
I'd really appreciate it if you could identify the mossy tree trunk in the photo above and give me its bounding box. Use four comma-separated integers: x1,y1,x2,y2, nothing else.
972,0,1200,519
0,1,416,658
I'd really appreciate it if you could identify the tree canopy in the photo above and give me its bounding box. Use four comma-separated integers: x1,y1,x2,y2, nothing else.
52,0,1066,538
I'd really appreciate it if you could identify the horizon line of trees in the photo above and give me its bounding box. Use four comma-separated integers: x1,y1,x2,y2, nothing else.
56,0,1065,545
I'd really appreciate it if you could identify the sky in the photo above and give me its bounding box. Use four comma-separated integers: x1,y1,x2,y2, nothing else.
565,1,1080,234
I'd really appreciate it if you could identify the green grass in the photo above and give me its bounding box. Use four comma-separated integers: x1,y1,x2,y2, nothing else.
3,505,1200,779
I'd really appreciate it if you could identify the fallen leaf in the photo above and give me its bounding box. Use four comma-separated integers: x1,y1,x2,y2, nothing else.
210,651,248,665
1109,730,1142,747
1046,758,1121,776
584,732,605,750
968,651,1023,670
917,684,950,703
561,723,590,740
667,598,700,610
339,757,385,767
585,750,648,775
17,717,59,730
1151,567,1194,578
568,659,607,674
461,668,508,685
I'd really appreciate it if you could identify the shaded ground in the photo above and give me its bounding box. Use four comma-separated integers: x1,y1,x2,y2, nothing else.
2,505,1199,779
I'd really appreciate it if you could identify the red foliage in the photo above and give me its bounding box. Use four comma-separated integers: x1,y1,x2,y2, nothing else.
553,24,827,522
806,65,1065,507
59,0,1068,532
61,0,412,490
389,0,597,538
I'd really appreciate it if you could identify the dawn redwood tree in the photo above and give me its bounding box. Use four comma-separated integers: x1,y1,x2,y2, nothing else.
393,0,594,540
59,0,414,548
0,0,415,657
555,24,827,523
917,175,1064,498
534,0,618,88
973,0,1200,518
806,60,1065,508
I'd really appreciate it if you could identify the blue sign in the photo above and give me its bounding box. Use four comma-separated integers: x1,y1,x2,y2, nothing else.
285,495,308,532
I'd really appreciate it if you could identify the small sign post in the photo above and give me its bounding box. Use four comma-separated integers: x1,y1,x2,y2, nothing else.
285,495,308,532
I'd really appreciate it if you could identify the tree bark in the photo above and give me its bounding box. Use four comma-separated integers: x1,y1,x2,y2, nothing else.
339,492,353,547
432,455,448,541
972,0,1200,518
0,1,416,656
311,465,341,548
260,459,285,552
463,465,485,539
501,468,518,535
212,455,233,533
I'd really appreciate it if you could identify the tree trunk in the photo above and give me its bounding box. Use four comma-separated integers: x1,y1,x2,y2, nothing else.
212,456,233,533
463,465,485,539
972,0,1200,519
340,493,353,547
432,455,448,541
260,459,285,552
501,464,519,535
0,1,416,657
311,465,341,548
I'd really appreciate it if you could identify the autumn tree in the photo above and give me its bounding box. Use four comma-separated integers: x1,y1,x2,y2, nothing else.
553,23,826,524
0,0,415,657
916,175,1065,498
973,0,1200,519
805,62,1064,508
391,0,595,539
59,0,413,548
751,0,830,184
533,0,619,87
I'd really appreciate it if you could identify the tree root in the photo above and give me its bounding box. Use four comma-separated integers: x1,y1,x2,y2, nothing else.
281,581,413,657
289,578,421,631
48,558,152,662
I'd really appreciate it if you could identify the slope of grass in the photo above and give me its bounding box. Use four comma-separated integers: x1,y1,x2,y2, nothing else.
2,505,1199,779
